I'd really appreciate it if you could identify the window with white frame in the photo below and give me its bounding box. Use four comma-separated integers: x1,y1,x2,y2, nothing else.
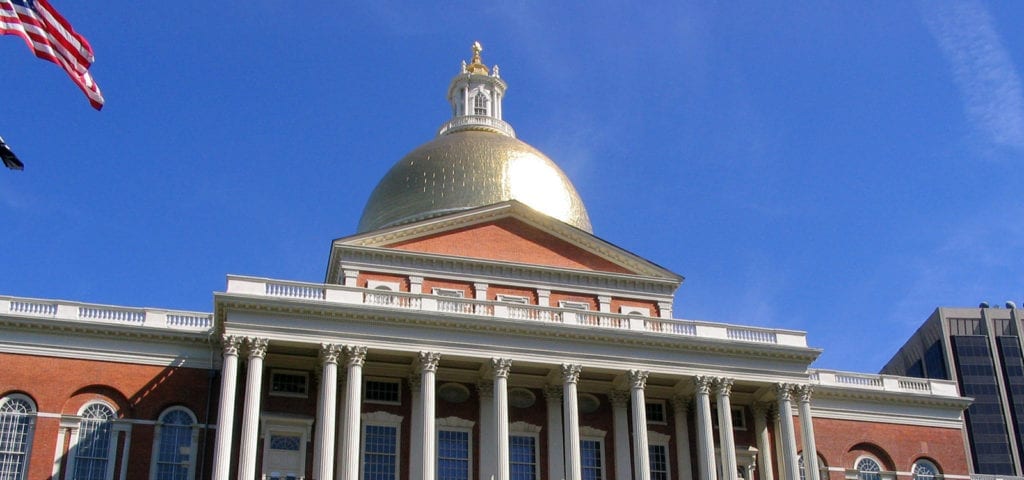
473,92,488,116
912,460,940,480
365,379,401,405
799,454,828,480
151,407,197,480
645,400,667,424
856,457,882,480
270,370,309,398
0,394,36,480
72,402,117,480
648,431,671,480
509,422,540,480
580,427,607,480
437,417,473,480
362,412,402,480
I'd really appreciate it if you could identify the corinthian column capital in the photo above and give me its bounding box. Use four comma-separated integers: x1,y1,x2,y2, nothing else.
561,364,582,384
246,337,268,359
628,370,649,390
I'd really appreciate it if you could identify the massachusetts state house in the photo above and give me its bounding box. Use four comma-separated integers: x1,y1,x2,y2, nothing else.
0,44,971,480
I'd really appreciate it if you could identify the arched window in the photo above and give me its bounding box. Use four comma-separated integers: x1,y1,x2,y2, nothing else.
152,408,197,480
473,92,488,116
0,394,37,480
799,453,829,480
856,457,882,480
72,403,116,480
913,460,940,480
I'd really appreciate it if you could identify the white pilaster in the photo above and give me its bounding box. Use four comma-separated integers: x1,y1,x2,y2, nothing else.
545,386,565,480
478,381,496,480
315,344,342,480
563,364,583,480
672,396,694,480
236,337,268,480
609,391,632,480
694,376,717,480
410,374,423,480
629,370,651,480
212,335,241,480
752,403,775,480
420,352,441,480
342,346,368,480
797,385,820,480
775,383,800,480
714,378,737,480
493,358,513,480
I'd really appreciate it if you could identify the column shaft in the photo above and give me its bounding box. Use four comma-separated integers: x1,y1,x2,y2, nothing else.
563,365,583,480
342,346,368,480
672,396,694,480
545,386,565,480
211,335,241,480
410,375,423,480
315,344,342,480
775,384,800,480
630,370,651,480
420,352,441,480
236,337,267,480
610,391,632,480
493,358,512,480
715,379,738,480
693,376,717,480
478,381,496,480
753,403,775,480
797,386,820,480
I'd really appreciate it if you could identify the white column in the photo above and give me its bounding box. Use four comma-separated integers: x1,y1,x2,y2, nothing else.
562,364,583,480
236,337,268,480
545,385,565,480
493,358,513,480
797,386,820,480
315,344,342,480
342,346,368,480
775,384,800,480
672,396,694,480
771,409,784,480
629,370,651,480
420,352,441,480
693,376,717,480
714,378,737,480
410,374,423,480
335,371,348,480
752,403,775,480
478,381,496,480
212,335,242,480
609,391,632,480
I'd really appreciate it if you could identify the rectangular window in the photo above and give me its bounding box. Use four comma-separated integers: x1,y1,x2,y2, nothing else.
363,425,398,480
270,370,309,398
510,435,537,480
365,379,401,405
581,439,603,480
438,430,470,480
646,400,667,424
649,444,669,480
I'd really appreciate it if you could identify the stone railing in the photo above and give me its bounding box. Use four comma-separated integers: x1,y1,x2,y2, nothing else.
2,296,213,332
226,276,809,348
809,369,961,397
437,115,516,137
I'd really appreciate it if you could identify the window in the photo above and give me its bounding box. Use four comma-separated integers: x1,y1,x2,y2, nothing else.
856,457,882,480
581,439,603,480
365,379,401,405
152,408,197,480
72,403,116,480
649,444,669,480
473,92,488,116
913,460,940,480
0,394,36,480
363,424,398,480
646,400,667,424
270,370,309,398
510,435,537,480
438,430,470,480
710,406,746,430
260,414,312,480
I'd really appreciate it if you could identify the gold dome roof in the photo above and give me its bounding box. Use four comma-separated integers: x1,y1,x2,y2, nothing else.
357,130,593,233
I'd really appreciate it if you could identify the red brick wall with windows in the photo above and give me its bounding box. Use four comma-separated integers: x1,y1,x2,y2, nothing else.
0,351,215,480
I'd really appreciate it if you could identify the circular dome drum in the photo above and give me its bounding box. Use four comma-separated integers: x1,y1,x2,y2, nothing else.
357,130,592,233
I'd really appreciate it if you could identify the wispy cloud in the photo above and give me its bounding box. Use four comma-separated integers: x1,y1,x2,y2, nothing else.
921,0,1024,150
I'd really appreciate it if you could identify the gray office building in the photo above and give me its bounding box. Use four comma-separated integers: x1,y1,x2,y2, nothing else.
883,305,1024,477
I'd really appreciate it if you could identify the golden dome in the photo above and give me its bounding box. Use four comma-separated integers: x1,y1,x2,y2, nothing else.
357,130,593,233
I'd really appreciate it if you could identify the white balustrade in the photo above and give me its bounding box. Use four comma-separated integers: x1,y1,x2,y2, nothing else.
809,369,962,398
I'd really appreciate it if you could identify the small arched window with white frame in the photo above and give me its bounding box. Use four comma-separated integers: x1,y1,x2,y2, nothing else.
0,393,37,480
151,406,198,480
473,92,488,116
912,459,940,480
855,456,883,480
71,401,117,480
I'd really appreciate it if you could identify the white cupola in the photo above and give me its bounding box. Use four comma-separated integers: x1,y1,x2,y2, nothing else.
438,42,515,138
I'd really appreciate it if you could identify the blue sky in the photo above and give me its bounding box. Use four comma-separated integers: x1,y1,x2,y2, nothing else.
1,1,1022,372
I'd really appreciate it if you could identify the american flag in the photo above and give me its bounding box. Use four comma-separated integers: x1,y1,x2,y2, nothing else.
0,0,104,109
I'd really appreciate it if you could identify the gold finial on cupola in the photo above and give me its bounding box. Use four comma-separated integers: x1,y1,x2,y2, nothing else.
466,41,490,75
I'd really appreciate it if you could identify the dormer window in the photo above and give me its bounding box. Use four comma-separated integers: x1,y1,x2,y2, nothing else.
474,92,488,115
